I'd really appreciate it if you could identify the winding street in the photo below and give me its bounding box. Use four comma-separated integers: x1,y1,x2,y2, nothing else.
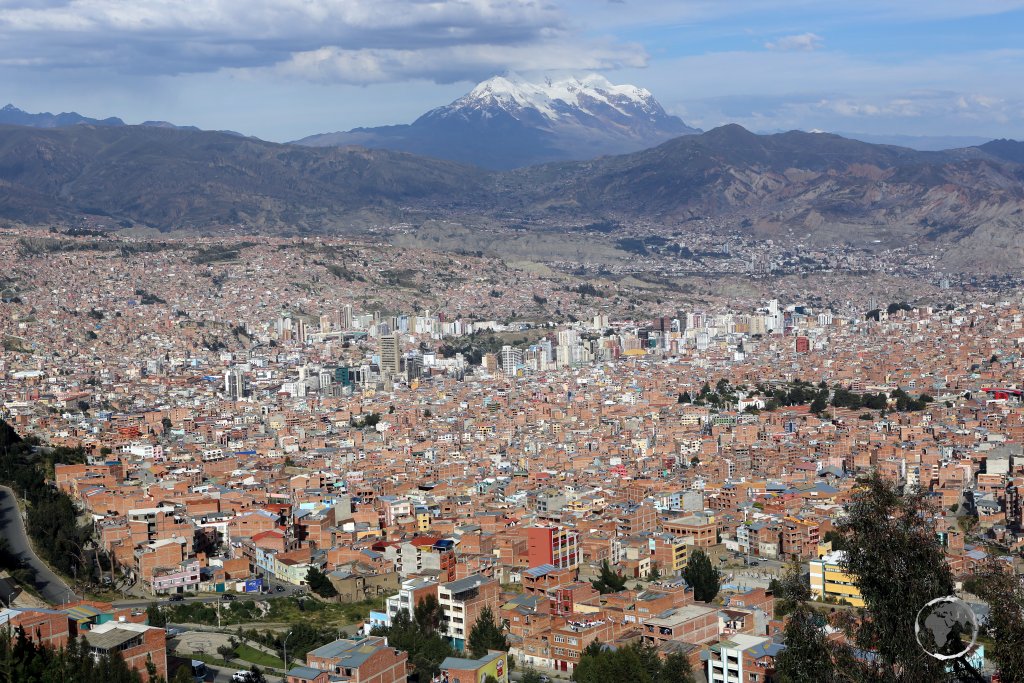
0,485,77,605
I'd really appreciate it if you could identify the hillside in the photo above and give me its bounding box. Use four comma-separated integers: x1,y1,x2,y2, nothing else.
502,126,1024,264
1,123,1023,269
0,124,486,231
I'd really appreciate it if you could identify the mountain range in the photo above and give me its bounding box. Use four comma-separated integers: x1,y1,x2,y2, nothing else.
0,104,222,135
1,121,1024,268
293,75,700,169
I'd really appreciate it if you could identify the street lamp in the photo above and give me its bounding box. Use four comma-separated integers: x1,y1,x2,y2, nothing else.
283,629,294,673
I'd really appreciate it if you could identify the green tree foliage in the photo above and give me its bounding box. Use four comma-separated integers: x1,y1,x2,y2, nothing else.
145,605,167,628
244,666,268,683
658,651,695,683
572,641,693,683
971,562,1024,681
590,560,628,594
0,628,147,683
217,642,237,664
0,420,94,580
172,666,196,683
520,668,547,683
370,608,454,679
413,593,446,634
589,565,626,593
305,566,338,598
682,549,720,602
775,607,839,683
768,560,811,617
836,475,955,681
821,530,848,552
467,606,509,658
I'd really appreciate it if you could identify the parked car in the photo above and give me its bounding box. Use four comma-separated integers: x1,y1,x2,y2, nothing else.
168,594,184,602
275,585,286,593
222,593,236,601
231,672,256,683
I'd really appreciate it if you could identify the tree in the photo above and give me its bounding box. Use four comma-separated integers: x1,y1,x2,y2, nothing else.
414,593,446,635
822,530,848,553
217,642,237,664
809,394,828,415
371,608,454,679
769,560,810,617
573,641,692,683
836,475,954,682
683,549,720,602
658,651,694,683
521,668,547,683
245,665,268,683
161,417,172,431
145,605,166,628
647,563,661,582
305,566,338,598
467,606,508,658
590,560,627,594
971,562,1024,681
775,606,837,682
173,665,197,683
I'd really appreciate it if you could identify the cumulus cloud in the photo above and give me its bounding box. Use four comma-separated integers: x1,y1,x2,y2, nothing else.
0,0,646,81
765,32,824,51
272,40,647,84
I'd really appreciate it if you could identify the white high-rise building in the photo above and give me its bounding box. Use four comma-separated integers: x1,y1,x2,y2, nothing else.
500,345,523,377
223,368,246,400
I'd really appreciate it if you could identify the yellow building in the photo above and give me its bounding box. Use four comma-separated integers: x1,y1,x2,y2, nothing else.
809,550,863,607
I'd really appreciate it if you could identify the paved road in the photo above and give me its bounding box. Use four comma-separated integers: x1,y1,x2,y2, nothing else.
0,485,77,605
113,584,306,610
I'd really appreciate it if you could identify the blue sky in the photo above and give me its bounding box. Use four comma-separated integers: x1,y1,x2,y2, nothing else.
2,0,1023,141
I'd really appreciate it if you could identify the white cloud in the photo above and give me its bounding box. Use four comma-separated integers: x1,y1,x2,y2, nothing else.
271,40,647,84
765,32,823,52
0,0,644,81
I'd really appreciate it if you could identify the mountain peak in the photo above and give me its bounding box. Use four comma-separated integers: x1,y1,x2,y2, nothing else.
458,73,662,122
0,104,125,128
294,74,700,169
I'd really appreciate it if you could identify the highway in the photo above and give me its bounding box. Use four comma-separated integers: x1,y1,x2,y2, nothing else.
0,485,78,605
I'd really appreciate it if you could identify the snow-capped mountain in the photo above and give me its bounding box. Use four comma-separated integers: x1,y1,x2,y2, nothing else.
294,74,700,169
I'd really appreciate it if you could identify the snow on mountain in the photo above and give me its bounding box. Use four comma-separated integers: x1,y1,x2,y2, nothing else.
428,73,684,127
293,74,700,169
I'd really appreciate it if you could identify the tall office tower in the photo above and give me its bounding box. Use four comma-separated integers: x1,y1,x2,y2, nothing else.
223,368,246,400
500,345,523,377
379,333,401,377
342,304,353,330
765,299,784,335
295,318,307,343
319,314,331,332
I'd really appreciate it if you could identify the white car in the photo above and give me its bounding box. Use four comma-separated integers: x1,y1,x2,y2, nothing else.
230,672,255,683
